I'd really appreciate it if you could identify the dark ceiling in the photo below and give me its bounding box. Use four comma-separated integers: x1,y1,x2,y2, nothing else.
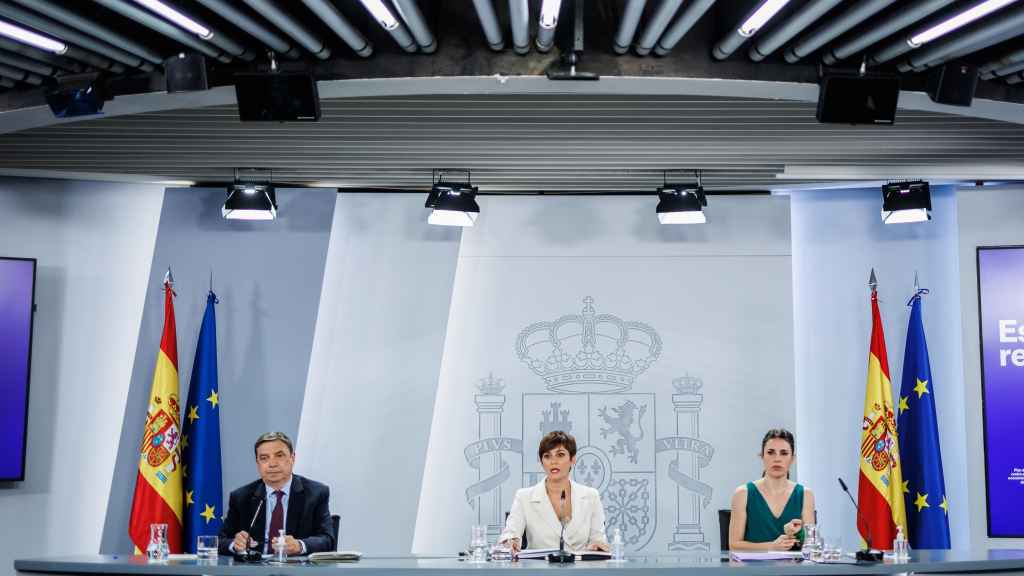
0,0,1022,114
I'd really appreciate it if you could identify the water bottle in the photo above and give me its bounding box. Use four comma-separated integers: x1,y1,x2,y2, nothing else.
610,527,625,562
276,529,287,563
893,526,909,562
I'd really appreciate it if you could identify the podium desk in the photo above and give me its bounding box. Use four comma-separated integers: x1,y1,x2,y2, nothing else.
15,551,1024,576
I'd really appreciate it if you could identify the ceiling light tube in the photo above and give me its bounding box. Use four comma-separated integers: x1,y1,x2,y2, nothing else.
540,0,562,28
907,0,1016,47
359,0,400,30
0,19,66,54
133,0,213,39
738,0,792,37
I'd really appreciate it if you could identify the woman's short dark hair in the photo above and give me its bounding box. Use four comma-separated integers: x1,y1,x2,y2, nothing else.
538,430,577,460
760,428,795,454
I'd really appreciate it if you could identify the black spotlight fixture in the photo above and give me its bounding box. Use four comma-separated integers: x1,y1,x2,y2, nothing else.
881,180,931,224
223,168,277,220
425,169,480,227
656,170,707,224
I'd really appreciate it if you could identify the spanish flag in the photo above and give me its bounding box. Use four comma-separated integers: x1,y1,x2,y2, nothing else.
129,270,184,553
857,272,907,550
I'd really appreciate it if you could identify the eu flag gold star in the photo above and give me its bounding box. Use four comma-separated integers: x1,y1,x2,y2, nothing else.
182,434,189,449
200,503,216,524
902,480,910,494
186,490,194,507
183,464,188,478
914,378,930,399
914,492,930,512
899,396,909,414
188,405,200,424
206,389,219,409
940,495,949,515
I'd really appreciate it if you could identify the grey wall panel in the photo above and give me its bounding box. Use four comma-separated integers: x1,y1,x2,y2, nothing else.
296,193,461,554
100,186,335,553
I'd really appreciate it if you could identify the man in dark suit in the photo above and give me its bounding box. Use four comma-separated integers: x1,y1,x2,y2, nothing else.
218,431,335,556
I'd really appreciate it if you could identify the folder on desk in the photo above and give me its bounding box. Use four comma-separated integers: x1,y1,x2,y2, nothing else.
308,551,362,563
729,551,803,561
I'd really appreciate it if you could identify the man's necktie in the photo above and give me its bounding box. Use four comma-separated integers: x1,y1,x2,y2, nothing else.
267,490,284,553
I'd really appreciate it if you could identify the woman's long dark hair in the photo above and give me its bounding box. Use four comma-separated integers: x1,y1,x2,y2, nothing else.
760,428,795,478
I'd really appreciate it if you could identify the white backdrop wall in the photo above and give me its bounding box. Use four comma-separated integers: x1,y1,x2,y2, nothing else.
296,194,462,554
956,185,1024,549
0,178,164,572
790,186,970,551
413,195,795,554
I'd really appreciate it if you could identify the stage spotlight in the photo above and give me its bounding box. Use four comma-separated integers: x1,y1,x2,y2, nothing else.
45,74,109,118
656,183,706,224
425,181,479,227
223,183,277,220
881,181,931,224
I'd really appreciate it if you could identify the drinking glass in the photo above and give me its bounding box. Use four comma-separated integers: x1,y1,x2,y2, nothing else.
800,524,818,561
490,541,512,562
146,523,168,562
196,535,218,560
468,525,488,563
823,536,842,562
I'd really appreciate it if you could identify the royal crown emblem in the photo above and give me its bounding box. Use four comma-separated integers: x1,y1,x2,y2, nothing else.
515,296,662,393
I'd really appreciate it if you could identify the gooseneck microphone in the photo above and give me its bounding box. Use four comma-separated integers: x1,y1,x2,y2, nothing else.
234,492,265,562
837,477,882,563
548,489,575,563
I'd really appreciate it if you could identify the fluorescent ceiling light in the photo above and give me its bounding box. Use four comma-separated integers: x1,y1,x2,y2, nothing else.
359,0,400,30
738,0,792,37
540,0,562,28
0,19,66,54
132,0,213,39
907,0,1016,47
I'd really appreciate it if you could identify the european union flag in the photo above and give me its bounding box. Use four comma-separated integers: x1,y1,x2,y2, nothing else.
897,289,950,549
182,292,222,552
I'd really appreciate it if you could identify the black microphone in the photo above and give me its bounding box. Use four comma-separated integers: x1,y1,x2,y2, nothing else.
234,492,265,562
837,477,882,563
547,489,575,563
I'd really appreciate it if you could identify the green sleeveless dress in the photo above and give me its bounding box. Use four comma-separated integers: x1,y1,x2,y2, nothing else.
743,482,804,543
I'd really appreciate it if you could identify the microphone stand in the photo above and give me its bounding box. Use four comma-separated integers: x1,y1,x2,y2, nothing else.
548,489,575,563
234,493,265,563
837,478,882,563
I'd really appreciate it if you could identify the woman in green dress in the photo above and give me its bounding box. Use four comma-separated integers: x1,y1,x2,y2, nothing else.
728,429,816,551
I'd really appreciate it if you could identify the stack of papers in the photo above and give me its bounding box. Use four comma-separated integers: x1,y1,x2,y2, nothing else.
729,551,803,561
308,551,362,563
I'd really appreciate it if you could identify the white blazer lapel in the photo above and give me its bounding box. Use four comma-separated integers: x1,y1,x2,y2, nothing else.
530,480,564,536
566,480,587,545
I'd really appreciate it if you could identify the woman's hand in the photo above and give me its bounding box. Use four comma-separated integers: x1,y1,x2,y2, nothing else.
587,542,610,552
505,538,521,554
771,534,797,551
783,519,803,537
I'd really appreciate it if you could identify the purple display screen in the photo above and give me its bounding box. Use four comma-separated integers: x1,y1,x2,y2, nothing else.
978,247,1024,537
0,257,35,481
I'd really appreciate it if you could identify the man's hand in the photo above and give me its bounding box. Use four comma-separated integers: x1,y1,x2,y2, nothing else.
783,519,803,537
272,535,303,556
771,534,797,551
232,531,254,553
587,542,610,552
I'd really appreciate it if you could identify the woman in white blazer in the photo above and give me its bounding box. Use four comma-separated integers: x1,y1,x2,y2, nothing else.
499,431,609,553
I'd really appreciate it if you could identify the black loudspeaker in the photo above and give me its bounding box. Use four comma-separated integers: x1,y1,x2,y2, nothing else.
45,74,108,118
816,74,900,125
165,53,207,93
927,61,977,107
234,73,321,122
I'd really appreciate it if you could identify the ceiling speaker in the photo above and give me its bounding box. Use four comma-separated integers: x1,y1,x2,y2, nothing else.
165,53,207,93
234,73,321,122
927,61,977,107
816,74,900,125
